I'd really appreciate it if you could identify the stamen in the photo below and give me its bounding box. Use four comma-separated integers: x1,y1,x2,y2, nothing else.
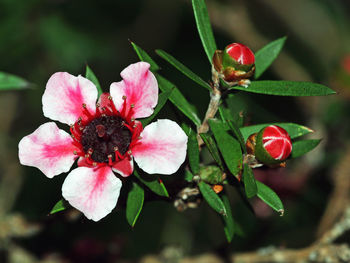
130,104,135,108
96,103,102,117
122,122,133,132
115,150,123,160
120,96,127,116
88,148,94,155
82,103,93,119
109,97,120,115
108,154,113,166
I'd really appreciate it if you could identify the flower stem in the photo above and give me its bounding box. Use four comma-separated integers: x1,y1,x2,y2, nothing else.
197,66,222,146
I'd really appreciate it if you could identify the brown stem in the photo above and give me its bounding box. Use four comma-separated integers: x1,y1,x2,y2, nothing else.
197,66,222,146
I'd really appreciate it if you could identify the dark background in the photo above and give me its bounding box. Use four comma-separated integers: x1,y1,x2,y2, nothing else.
1,0,350,262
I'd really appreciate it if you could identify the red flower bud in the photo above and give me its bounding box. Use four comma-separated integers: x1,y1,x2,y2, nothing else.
255,125,292,165
225,43,255,66
212,43,255,84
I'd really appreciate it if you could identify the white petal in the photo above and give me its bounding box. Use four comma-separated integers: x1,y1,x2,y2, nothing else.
110,62,158,119
18,122,78,178
42,72,97,125
133,119,187,174
62,166,122,221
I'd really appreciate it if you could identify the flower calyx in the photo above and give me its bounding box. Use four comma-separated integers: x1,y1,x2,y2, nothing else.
212,43,255,88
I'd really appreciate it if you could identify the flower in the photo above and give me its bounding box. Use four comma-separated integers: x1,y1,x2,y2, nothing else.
255,125,292,165
18,62,188,221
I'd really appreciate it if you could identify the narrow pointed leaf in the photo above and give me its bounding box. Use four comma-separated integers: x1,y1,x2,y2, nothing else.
156,49,211,91
126,182,144,227
240,122,314,142
243,164,257,198
291,139,321,159
219,104,244,127
231,80,335,96
183,126,200,175
192,0,217,63
156,74,201,126
50,199,69,214
254,37,287,79
221,193,235,242
134,169,169,197
85,65,103,96
141,88,173,126
199,181,226,215
209,119,242,177
227,120,246,154
130,41,160,72
0,72,31,90
256,181,284,215
200,133,224,171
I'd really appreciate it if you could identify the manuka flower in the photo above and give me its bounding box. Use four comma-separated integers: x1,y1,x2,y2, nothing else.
18,62,188,221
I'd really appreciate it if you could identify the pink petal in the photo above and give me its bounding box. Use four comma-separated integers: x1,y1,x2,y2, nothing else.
132,119,187,174
42,72,97,125
62,166,122,221
112,157,134,177
18,122,78,178
110,62,158,119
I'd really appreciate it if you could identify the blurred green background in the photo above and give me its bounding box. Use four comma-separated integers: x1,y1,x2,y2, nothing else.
1,0,350,262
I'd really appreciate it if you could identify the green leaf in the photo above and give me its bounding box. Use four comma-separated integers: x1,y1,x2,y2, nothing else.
191,0,217,63
231,80,335,96
256,181,284,215
130,41,160,72
254,37,287,79
291,139,321,159
209,119,242,177
134,169,169,198
240,122,314,142
0,72,31,90
200,133,225,171
221,193,235,242
126,182,144,227
50,199,69,214
85,65,103,96
227,120,246,154
198,181,226,215
185,127,200,175
156,74,201,126
219,104,244,128
141,88,173,126
243,164,257,198
184,170,194,182
156,49,211,91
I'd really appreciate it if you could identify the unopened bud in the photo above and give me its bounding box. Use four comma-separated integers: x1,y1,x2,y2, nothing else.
212,43,255,84
255,125,292,165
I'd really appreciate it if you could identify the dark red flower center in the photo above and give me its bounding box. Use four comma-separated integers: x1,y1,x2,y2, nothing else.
81,116,132,163
69,94,143,168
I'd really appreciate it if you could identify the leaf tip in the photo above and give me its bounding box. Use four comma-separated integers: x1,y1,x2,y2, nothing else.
278,209,285,217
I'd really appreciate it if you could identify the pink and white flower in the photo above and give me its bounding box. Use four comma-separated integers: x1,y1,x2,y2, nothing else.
18,62,188,221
